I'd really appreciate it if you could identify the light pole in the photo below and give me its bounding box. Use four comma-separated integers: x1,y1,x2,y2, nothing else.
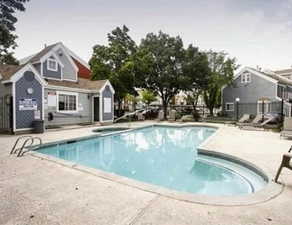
235,98,240,121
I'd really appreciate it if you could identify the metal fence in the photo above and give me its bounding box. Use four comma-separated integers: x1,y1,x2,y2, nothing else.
152,104,217,117
233,100,287,121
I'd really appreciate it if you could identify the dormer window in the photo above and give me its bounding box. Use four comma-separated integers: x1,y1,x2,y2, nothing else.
47,58,58,71
241,72,251,84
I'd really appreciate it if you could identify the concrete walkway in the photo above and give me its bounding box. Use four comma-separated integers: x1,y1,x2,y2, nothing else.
1,122,292,225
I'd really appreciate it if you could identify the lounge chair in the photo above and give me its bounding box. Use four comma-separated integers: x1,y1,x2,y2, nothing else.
280,117,292,138
237,114,250,124
274,146,292,183
254,114,277,127
239,114,263,128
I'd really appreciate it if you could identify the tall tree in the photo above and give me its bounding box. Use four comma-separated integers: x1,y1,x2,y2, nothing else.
182,45,211,114
133,31,190,119
0,0,29,64
203,50,239,116
89,25,137,115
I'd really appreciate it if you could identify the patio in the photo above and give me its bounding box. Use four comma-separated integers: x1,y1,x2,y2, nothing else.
0,122,292,225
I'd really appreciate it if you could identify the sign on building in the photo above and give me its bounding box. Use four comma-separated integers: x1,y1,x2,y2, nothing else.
47,92,57,107
19,98,37,111
104,98,112,113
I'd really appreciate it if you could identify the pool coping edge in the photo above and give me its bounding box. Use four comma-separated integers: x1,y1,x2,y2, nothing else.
28,123,283,206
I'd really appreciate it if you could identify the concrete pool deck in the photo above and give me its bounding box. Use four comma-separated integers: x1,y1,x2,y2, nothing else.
1,121,292,225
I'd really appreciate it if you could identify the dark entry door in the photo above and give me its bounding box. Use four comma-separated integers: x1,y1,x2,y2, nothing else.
93,97,100,122
0,96,12,132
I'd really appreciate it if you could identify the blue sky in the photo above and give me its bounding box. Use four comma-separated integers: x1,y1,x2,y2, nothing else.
14,0,292,70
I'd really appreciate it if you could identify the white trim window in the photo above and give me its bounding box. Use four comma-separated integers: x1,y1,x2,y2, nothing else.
241,72,251,84
47,58,58,72
226,102,234,111
57,91,78,113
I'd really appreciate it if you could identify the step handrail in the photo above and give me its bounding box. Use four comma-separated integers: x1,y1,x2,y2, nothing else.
10,136,33,154
114,107,155,123
17,137,42,157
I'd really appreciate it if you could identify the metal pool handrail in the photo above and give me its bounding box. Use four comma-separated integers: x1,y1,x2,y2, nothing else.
10,136,43,157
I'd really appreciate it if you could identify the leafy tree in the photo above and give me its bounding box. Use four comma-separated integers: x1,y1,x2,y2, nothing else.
133,31,190,119
0,0,30,65
182,45,211,114
203,50,239,116
141,89,157,106
89,25,137,114
125,93,140,111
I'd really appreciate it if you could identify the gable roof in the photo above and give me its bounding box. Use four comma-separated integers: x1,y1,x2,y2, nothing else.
223,66,292,92
235,67,292,86
274,69,292,75
20,42,88,75
3,42,109,92
0,63,47,86
27,43,59,64
0,64,26,81
233,67,277,84
47,78,108,92
257,68,292,86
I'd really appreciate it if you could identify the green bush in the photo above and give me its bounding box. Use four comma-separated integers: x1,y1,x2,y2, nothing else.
175,111,182,119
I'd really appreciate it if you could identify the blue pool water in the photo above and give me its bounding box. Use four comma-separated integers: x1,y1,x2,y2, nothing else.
37,126,267,196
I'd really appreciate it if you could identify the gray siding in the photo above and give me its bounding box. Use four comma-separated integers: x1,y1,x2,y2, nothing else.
44,89,92,126
54,47,77,81
15,71,43,130
102,85,114,121
0,82,11,98
42,56,62,79
222,71,278,117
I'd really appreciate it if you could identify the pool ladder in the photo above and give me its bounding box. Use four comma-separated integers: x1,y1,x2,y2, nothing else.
10,136,42,157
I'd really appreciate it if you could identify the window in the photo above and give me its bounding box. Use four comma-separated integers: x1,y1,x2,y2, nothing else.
226,103,234,111
277,85,288,99
47,58,58,71
241,72,251,84
57,92,78,113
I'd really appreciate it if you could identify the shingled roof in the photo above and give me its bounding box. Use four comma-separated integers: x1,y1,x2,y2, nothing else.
22,43,59,64
47,78,108,92
274,69,292,75
248,67,292,86
0,64,26,81
1,43,111,93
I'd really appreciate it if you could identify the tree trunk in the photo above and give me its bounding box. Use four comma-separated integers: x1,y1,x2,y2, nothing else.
209,106,214,117
162,100,168,120
118,99,123,117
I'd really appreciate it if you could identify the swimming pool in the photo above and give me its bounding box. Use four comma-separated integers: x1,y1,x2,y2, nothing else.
36,125,267,196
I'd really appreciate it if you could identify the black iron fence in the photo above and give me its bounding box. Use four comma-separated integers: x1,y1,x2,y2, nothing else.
148,104,220,119
119,100,291,122
232,100,288,121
